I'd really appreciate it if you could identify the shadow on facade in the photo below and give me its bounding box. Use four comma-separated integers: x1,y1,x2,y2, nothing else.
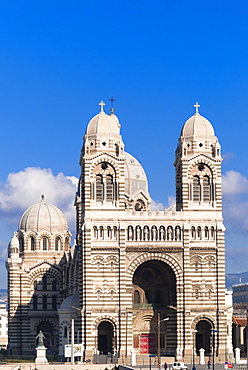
7,250,81,360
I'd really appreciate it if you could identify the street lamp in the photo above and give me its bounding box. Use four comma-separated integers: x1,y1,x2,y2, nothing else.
158,313,169,369
212,330,218,370
71,305,81,364
125,311,133,364
192,329,198,370
246,310,248,370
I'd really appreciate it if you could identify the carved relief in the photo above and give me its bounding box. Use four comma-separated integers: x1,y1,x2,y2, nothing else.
92,255,118,266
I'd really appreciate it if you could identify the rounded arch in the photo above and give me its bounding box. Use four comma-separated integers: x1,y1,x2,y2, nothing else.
191,316,215,356
92,315,118,332
28,266,63,292
127,252,183,285
35,319,57,352
89,158,121,178
187,159,216,179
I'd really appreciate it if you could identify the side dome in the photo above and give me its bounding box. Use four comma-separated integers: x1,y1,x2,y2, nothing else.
58,294,80,313
124,152,149,198
86,110,120,136
181,112,215,137
19,196,68,233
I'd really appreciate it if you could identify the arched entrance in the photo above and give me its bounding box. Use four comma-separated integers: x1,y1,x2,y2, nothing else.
196,320,212,355
132,260,176,356
36,321,56,354
98,321,114,354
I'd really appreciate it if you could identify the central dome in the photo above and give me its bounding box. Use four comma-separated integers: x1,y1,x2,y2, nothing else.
19,196,68,233
124,152,149,198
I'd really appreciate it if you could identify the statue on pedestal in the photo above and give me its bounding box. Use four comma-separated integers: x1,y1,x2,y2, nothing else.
36,330,46,348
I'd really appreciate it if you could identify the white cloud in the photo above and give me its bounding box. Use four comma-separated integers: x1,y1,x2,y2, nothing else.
0,167,78,232
222,170,248,233
222,170,248,195
150,196,175,211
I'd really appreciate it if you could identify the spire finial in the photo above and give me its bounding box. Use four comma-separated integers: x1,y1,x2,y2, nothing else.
41,194,45,202
194,102,200,114
109,97,116,114
99,101,105,112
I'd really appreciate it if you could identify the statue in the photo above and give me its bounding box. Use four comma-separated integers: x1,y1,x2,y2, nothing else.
36,330,46,348
35,330,48,364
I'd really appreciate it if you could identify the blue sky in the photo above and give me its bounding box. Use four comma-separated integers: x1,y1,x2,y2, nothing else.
1,1,248,288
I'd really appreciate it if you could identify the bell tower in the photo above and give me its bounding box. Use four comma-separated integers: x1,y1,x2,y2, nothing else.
75,101,126,244
174,103,222,211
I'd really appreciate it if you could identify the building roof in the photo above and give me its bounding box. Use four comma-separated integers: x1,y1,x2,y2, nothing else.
181,112,215,137
233,316,247,326
86,102,120,136
19,195,68,233
124,152,149,198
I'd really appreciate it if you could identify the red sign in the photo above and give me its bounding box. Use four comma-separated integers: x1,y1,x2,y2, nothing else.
140,333,156,354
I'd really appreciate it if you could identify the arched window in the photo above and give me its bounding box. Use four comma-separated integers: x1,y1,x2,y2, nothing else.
96,175,104,201
63,326,68,338
205,226,209,239
42,237,48,251
52,280,57,290
191,226,196,239
145,290,152,303
52,295,57,310
65,237,70,251
203,175,211,202
106,175,114,201
42,276,47,291
93,226,98,239
193,176,200,202
99,226,104,240
31,237,35,251
197,226,202,239
134,290,140,304
210,226,215,239
55,237,60,251
107,226,112,239
113,226,117,240
135,200,144,211
42,295,47,310
33,295,38,310
19,237,24,252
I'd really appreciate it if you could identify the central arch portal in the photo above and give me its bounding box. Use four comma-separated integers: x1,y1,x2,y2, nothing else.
132,260,177,356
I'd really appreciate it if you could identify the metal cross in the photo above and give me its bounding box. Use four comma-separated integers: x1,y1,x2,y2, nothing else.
194,102,200,114
99,101,105,112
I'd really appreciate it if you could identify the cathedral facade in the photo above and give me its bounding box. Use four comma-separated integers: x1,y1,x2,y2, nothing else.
6,102,233,363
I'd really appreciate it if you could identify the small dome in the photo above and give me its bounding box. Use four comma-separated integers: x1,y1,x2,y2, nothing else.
110,112,120,125
59,294,80,312
10,234,19,248
124,152,149,198
181,112,215,137
19,196,68,233
86,111,120,136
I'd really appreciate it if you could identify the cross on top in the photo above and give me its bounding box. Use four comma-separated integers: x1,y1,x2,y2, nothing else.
194,102,200,114
109,96,116,114
99,101,105,112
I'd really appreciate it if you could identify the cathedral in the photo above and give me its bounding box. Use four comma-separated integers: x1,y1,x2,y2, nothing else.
6,102,233,363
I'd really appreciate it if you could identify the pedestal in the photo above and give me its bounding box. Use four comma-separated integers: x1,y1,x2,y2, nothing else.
35,345,48,364
199,348,205,365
